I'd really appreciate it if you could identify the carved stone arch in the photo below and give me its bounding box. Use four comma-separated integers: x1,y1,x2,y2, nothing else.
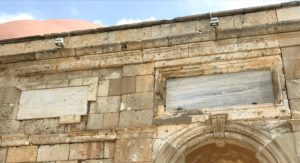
153,122,293,163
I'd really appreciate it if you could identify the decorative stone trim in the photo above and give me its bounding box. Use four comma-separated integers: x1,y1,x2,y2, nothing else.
0,131,116,147
153,55,289,122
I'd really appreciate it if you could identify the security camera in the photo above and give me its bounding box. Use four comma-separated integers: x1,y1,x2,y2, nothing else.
54,38,64,47
209,17,219,28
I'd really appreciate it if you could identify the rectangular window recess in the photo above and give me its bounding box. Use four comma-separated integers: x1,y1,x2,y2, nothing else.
166,70,274,111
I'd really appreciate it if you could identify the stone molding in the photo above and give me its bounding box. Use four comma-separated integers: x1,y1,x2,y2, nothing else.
0,131,116,147
1,20,300,65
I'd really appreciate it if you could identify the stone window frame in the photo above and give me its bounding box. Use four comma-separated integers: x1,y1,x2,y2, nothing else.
153,56,290,121
16,76,99,124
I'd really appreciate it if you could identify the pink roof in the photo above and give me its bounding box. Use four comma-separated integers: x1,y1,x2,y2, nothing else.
0,19,100,40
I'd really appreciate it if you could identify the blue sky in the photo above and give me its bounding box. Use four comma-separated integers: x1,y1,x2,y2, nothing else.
0,0,292,26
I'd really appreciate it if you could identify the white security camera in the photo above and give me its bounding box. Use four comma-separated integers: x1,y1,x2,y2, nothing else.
54,38,64,47
209,17,219,28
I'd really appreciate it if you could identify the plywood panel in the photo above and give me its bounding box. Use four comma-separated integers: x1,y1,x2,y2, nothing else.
166,70,274,110
17,86,89,120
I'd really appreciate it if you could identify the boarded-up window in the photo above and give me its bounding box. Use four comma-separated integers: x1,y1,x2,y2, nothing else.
17,86,89,120
166,70,274,111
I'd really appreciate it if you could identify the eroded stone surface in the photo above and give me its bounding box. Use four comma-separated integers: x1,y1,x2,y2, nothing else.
123,63,154,77
120,92,153,111
6,146,38,162
69,142,104,160
119,110,153,127
115,138,152,162
87,114,103,130
0,148,7,163
37,144,70,161
94,96,121,113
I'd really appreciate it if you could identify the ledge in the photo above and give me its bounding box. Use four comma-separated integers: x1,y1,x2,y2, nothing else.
0,130,116,147
0,1,299,44
1,19,300,65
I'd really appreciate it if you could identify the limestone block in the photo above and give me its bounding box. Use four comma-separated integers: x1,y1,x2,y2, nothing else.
100,51,144,67
17,86,89,120
234,10,277,28
37,144,70,161
67,70,92,79
294,132,300,157
120,92,153,111
279,32,300,47
90,101,97,113
156,124,187,139
195,18,211,32
27,81,47,90
108,27,152,43
160,21,196,37
88,83,98,101
87,114,103,130
0,134,29,147
238,35,279,51
123,63,154,77
98,80,109,96
104,142,115,159
273,133,298,160
59,115,81,124
6,146,38,162
122,77,136,94
46,79,69,88
56,161,78,163
0,148,7,163
19,119,65,135
67,33,108,48
0,42,25,56
119,110,153,127
93,96,121,113
82,160,113,163
136,75,154,93
103,112,119,129
0,104,13,120
24,39,57,54
0,120,20,134
115,138,152,162
0,87,21,104
287,79,300,99
144,45,189,61
108,29,139,43
282,46,300,61
290,99,300,118
68,78,84,86
284,60,300,80
60,48,76,58
36,50,60,60
69,142,104,160
218,16,235,30
277,6,300,22
108,78,122,96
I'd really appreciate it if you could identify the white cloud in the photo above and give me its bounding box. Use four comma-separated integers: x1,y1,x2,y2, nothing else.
0,12,35,24
93,19,106,27
116,17,156,25
184,0,292,14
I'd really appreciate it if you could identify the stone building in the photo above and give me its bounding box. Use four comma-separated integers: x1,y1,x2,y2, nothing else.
1,2,300,163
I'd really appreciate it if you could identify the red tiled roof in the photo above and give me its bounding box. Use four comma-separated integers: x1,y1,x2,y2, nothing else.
0,19,100,40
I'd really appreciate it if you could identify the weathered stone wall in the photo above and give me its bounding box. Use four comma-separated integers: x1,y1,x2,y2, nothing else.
1,2,300,163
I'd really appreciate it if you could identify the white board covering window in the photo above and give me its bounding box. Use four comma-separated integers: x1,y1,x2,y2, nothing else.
17,86,89,120
166,70,274,111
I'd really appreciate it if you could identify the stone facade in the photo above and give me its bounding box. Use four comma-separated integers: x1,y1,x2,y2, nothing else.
1,2,300,163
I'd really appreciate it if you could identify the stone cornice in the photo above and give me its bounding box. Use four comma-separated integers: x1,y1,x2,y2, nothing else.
0,1,299,44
